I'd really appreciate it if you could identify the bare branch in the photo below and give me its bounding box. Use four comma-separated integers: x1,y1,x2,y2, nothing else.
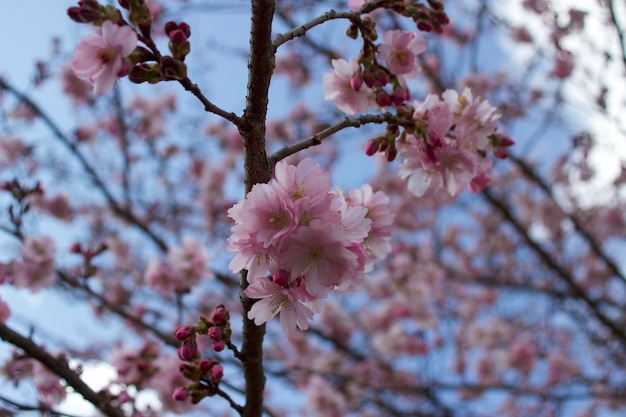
273,1,388,48
0,322,126,417
269,112,405,165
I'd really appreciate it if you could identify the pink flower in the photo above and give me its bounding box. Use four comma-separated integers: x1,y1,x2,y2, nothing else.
323,59,373,115
245,277,314,333
347,185,394,260
378,30,426,76
71,21,138,95
235,183,297,248
11,236,56,292
167,237,210,285
280,222,359,297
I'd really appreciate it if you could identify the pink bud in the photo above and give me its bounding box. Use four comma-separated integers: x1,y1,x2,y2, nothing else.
375,91,392,107
211,305,229,327
417,21,433,32
199,358,217,372
365,139,379,156
179,363,194,378
212,341,225,352
175,325,195,341
494,147,509,159
362,69,376,88
169,29,188,45
210,364,224,381
208,326,222,341
172,387,189,401
164,21,178,35
69,242,82,254
178,334,198,361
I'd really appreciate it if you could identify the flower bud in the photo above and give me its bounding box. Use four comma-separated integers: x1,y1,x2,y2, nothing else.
179,363,194,379
172,387,189,401
385,144,398,162
178,334,198,361
211,305,229,327
208,326,222,341
365,139,380,156
175,325,195,341
494,147,509,159
159,56,187,80
417,21,433,32
164,21,178,35
375,91,392,107
212,341,225,352
169,29,188,45
198,359,217,372
210,364,224,381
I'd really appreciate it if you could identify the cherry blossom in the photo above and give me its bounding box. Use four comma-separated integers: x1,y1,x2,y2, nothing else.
377,30,426,76
71,20,138,95
245,275,314,333
11,236,56,292
323,59,373,115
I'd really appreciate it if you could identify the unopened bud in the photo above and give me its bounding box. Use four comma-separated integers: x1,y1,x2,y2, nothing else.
385,144,397,162
172,387,189,401
210,364,224,381
208,326,222,341
494,147,509,159
417,21,433,32
169,29,188,45
69,242,83,254
212,341,225,352
198,359,217,372
178,334,198,361
375,91,392,107
365,139,380,156
211,305,229,327
175,325,195,341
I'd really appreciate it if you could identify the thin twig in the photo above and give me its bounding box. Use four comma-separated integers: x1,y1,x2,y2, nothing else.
268,113,406,165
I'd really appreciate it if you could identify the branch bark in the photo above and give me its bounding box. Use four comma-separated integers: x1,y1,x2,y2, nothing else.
237,1,277,416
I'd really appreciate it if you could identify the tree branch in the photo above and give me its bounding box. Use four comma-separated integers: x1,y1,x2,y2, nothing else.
510,154,626,284
0,77,169,253
268,113,406,165
481,188,626,348
237,1,278,416
0,322,126,417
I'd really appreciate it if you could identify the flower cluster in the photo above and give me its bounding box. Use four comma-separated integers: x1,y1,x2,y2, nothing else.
173,306,229,404
323,29,425,115
227,158,393,333
395,88,510,197
144,237,211,297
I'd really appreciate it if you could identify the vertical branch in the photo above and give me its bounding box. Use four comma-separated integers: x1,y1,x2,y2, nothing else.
237,1,276,416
